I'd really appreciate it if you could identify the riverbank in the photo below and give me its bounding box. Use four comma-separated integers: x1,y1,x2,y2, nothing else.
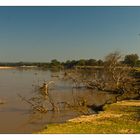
0,66,37,69
0,66,16,69
39,100,140,134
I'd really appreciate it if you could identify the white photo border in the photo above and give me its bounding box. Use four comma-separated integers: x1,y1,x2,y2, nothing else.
0,0,139,6
0,1,140,140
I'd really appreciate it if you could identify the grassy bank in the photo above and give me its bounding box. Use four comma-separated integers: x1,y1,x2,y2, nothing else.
39,100,140,134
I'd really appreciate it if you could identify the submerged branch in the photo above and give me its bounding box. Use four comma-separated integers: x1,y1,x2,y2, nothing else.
17,94,48,113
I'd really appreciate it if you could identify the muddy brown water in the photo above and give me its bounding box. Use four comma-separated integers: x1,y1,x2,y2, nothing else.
0,68,114,133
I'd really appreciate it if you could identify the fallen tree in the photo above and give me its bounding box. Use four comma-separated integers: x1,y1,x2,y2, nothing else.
63,52,140,104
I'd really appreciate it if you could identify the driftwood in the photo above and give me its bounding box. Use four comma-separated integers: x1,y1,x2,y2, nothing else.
18,94,48,113
40,81,55,95
18,81,60,113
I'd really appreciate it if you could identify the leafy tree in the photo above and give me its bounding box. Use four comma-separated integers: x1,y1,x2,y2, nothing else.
50,59,62,69
51,59,60,66
136,60,140,67
97,59,104,66
124,54,139,67
64,60,78,69
86,59,97,66
77,59,86,66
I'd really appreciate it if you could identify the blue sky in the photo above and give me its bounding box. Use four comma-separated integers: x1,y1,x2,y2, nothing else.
0,7,140,62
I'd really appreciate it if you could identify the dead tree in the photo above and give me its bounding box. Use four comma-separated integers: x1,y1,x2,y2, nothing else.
63,52,137,96
40,81,55,95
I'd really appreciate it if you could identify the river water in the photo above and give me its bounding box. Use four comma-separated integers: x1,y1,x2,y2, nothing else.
0,68,114,133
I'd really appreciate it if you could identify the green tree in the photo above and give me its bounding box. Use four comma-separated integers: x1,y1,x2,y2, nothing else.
124,54,139,67
77,59,86,66
136,60,140,67
64,60,78,69
97,59,104,66
51,59,60,66
50,59,61,69
86,59,97,66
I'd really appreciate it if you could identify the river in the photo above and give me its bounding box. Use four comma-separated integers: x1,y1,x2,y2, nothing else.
0,68,114,133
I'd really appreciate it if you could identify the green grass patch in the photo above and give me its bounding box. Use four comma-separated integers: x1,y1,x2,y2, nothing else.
135,67,140,71
38,100,140,134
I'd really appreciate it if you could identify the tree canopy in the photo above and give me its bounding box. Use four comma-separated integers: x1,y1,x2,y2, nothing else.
124,54,139,67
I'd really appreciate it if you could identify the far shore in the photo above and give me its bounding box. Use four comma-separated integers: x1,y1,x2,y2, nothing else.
0,66,16,69
0,66,38,69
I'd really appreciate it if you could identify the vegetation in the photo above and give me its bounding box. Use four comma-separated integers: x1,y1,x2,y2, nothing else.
123,54,139,67
39,100,140,134
14,52,140,133
64,52,140,99
0,53,140,69
15,52,140,122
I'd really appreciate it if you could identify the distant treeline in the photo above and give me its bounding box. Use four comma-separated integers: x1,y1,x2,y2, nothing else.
0,53,140,69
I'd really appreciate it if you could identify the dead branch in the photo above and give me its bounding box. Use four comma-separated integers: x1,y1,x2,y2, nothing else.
17,94,48,113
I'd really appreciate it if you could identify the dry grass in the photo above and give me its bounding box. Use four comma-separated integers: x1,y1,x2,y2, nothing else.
115,100,140,106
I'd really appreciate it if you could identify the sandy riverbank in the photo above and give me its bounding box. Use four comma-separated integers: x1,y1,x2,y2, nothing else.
0,66,16,69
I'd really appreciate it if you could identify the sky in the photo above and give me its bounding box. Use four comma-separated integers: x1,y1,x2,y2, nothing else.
0,7,140,62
